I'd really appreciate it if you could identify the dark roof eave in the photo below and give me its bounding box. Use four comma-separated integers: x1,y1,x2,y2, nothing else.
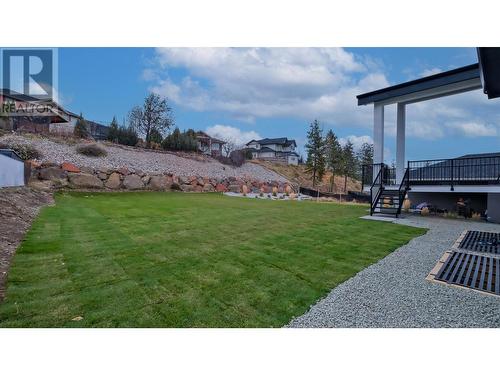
357,63,480,106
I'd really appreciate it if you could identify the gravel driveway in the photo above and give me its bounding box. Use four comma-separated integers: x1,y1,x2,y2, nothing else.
288,216,500,328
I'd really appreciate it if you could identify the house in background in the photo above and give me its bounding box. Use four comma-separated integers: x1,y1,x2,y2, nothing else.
358,47,500,222
195,131,225,157
0,89,108,140
245,137,299,165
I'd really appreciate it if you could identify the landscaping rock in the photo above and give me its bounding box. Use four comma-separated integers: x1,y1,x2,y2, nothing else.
68,173,103,189
123,174,144,190
215,183,227,192
148,176,170,191
61,162,80,173
97,172,108,180
202,184,215,192
38,167,66,181
180,184,195,192
228,184,241,193
105,172,122,189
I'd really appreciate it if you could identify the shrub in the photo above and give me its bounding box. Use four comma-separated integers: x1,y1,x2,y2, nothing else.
162,127,197,152
244,149,253,160
229,150,245,167
76,143,107,157
74,116,90,139
0,142,42,160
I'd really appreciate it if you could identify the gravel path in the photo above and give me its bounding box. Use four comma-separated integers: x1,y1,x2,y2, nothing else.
288,215,500,328
0,135,287,181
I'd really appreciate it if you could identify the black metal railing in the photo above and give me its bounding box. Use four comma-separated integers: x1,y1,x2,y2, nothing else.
370,166,384,216
397,168,410,215
362,163,396,190
408,155,500,187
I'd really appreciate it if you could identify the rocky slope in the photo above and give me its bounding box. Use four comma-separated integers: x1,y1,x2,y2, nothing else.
0,134,287,182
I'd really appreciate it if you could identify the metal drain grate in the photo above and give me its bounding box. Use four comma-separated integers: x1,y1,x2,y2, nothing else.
458,231,500,254
435,251,500,296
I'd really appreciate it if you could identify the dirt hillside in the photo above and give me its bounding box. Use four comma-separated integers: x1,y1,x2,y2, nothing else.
250,160,361,193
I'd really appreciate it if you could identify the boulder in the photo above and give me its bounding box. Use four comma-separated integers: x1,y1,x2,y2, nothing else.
202,184,215,192
123,174,144,190
80,166,94,174
194,185,203,192
61,162,80,173
215,183,227,192
171,182,182,191
228,184,241,193
68,173,103,189
148,176,170,191
117,167,130,176
105,172,122,189
39,167,66,181
142,175,151,185
180,184,195,192
97,172,108,180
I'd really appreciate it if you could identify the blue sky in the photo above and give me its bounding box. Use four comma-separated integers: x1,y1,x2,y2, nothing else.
57,47,499,161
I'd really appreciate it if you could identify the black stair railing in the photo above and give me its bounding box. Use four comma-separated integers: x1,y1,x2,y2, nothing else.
397,168,410,216
370,164,384,216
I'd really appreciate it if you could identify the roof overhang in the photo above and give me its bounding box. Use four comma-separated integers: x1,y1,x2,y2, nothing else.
357,63,482,106
477,47,500,99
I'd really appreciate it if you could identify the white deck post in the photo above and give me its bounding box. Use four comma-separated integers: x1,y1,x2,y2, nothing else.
373,103,384,181
396,102,406,184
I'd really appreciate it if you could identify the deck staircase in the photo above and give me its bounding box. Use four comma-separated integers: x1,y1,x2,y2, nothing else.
370,165,409,218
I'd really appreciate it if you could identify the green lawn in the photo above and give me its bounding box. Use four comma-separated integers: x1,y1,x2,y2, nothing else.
0,192,425,327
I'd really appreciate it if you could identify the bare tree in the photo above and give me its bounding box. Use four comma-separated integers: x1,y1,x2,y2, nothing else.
221,137,237,157
128,93,174,148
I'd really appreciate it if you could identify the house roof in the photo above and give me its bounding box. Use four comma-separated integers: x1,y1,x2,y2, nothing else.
357,64,481,106
246,137,297,147
458,152,500,159
195,131,226,144
0,149,23,162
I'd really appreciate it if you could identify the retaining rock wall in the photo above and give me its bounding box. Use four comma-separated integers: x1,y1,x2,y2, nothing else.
29,161,294,194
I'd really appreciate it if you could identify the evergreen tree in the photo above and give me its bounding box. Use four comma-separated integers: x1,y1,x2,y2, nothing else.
149,128,163,145
305,119,326,187
107,116,119,142
74,113,89,139
324,129,343,192
341,140,357,193
356,142,373,179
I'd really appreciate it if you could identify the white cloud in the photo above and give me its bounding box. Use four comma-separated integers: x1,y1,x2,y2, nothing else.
339,135,373,151
420,67,443,77
446,122,498,137
146,48,500,144
148,48,380,125
205,124,261,147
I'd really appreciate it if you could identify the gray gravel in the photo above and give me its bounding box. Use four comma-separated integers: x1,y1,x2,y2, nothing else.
288,215,500,328
0,135,287,181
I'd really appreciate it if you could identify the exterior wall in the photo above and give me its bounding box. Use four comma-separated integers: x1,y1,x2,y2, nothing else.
487,193,500,223
0,154,25,188
49,122,74,136
408,192,488,213
287,154,298,165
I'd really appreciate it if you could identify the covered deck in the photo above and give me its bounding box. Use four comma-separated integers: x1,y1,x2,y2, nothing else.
357,48,500,220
